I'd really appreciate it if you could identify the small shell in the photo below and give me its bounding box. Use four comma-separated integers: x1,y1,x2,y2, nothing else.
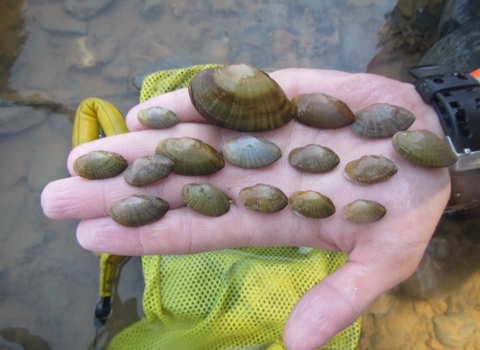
238,184,288,213
137,106,180,129
188,63,295,131
288,191,335,219
291,93,355,129
288,144,340,173
351,103,416,138
73,151,127,180
392,130,458,167
156,137,225,175
110,195,170,227
222,135,282,169
123,155,174,187
182,183,230,217
344,155,398,185
342,200,386,224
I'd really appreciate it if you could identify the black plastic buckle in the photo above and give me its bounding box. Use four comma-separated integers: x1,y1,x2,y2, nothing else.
409,65,480,171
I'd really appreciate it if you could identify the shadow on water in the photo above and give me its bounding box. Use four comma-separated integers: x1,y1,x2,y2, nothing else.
0,0,479,349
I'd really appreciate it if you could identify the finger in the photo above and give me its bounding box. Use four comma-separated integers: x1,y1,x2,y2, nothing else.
124,69,352,132
282,241,428,350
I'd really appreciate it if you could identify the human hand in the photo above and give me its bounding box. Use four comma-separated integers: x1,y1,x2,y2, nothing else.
41,68,450,349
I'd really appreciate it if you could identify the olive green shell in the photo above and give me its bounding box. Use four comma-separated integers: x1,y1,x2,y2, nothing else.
288,191,335,219
342,200,386,224
137,106,180,129
291,93,355,129
238,184,288,213
182,183,231,217
392,129,458,167
110,195,170,227
123,155,174,187
288,144,340,173
344,155,398,185
351,103,416,138
188,63,295,132
222,135,282,169
73,150,127,180
156,137,225,175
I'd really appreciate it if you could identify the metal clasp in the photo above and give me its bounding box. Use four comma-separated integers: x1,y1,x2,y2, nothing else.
446,136,480,171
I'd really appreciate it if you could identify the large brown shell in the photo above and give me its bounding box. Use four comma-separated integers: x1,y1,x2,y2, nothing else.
351,103,416,138
238,184,288,213
344,155,398,185
291,93,355,129
123,155,174,187
288,191,335,219
182,182,231,217
392,129,458,167
137,106,180,129
222,135,282,169
288,144,340,173
342,200,386,224
156,137,225,175
73,150,127,180
188,63,295,132
110,195,170,227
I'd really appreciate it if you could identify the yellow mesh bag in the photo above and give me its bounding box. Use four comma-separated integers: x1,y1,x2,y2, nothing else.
108,66,361,350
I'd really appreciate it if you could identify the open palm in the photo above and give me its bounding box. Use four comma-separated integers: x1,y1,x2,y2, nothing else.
41,68,450,350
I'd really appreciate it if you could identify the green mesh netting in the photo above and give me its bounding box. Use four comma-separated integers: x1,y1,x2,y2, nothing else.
109,65,360,350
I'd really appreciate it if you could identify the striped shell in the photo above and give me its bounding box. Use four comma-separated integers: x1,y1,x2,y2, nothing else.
292,93,355,129
156,137,225,175
288,191,335,219
73,150,127,180
392,130,458,167
137,106,180,129
351,103,416,138
222,135,282,169
288,144,340,173
123,155,174,187
110,195,170,227
182,183,231,217
344,155,397,185
238,184,288,213
188,63,295,131
342,200,386,224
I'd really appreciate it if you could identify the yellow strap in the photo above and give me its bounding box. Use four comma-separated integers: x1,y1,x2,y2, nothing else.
72,98,129,148
72,97,129,297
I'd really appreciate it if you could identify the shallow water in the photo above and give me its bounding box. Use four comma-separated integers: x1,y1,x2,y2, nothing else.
1,0,479,349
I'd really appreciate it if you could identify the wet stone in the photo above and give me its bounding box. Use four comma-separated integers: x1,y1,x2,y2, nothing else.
230,24,272,68
64,0,118,20
0,106,47,136
256,4,289,30
433,313,476,347
39,4,87,35
140,0,163,20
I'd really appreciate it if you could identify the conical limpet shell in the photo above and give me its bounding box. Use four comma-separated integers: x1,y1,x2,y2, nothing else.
392,129,458,167
110,195,170,227
182,183,231,217
288,144,340,173
351,103,416,138
188,63,295,132
238,184,288,213
291,93,355,129
222,135,282,169
156,137,225,175
342,200,386,224
344,155,397,185
73,150,127,180
137,106,180,129
288,191,335,219
123,155,174,187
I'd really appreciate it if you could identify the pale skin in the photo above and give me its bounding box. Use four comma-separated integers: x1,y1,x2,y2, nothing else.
41,69,450,350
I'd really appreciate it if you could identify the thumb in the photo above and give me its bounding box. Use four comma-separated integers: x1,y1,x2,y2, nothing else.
282,249,422,350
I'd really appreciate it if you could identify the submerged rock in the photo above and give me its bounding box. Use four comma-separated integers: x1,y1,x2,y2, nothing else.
64,0,117,20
